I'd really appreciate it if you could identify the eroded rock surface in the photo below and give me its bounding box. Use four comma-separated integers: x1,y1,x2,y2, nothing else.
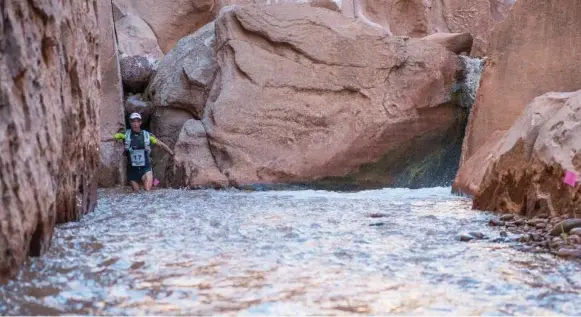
1,0,100,281
474,90,581,218
455,0,581,195
196,4,461,187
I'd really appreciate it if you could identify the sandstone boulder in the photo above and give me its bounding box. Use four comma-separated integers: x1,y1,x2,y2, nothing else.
119,55,154,94
115,15,164,60
112,0,216,53
454,0,581,195
171,120,230,188
1,0,100,281
473,90,581,218
150,108,195,186
146,22,217,119
198,4,460,187
99,0,126,188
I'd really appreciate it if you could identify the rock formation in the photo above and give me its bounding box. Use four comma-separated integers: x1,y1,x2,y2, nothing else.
162,4,462,188
473,90,581,218
112,0,216,53
0,0,100,281
115,15,164,60
454,0,581,196
119,55,155,94
341,0,515,56
98,0,126,188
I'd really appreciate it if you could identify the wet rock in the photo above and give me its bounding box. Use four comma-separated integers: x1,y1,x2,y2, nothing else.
567,235,581,245
513,219,526,226
500,231,508,238
528,218,547,226
556,247,581,258
457,233,474,242
518,234,531,243
469,232,486,239
535,223,547,230
418,32,473,55
531,233,544,242
500,214,515,221
369,223,385,227
488,219,505,226
119,55,154,93
549,219,581,237
570,228,581,237
369,213,389,218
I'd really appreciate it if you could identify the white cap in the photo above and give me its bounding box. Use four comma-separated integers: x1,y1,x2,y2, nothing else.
129,112,142,120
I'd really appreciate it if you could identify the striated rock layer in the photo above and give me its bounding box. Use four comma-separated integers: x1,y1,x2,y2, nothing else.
473,90,581,218
98,0,125,187
0,0,100,281
164,4,462,188
454,0,581,195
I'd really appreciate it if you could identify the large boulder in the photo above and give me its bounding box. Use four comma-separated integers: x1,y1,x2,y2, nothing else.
196,4,461,187
1,0,100,281
112,0,216,53
473,90,581,218
99,0,126,188
171,120,230,188
146,22,217,119
119,55,154,94
124,94,153,124
454,0,581,195
115,15,163,60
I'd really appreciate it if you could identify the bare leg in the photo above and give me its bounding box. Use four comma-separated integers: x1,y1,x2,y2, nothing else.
130,181,140,192
143,171,154,191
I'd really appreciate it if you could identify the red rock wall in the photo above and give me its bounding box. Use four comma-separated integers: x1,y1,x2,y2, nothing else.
454,0,581,195
0,0,100,281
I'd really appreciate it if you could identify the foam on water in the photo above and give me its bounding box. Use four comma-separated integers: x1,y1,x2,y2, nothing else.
1,188,580,315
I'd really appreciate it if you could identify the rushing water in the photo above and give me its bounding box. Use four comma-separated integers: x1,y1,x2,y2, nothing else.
1,187,581,315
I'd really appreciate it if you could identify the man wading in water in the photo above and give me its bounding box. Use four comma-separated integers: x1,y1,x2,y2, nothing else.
102,112,174,191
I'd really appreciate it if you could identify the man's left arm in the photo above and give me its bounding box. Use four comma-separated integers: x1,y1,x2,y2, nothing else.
150,135,174,157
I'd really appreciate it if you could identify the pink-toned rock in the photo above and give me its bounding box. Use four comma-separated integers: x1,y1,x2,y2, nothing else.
418,32,473,55
115,15,163,60
99,0,126,188
146,22,217,119
202,4,460,186
342,0,514,56
473,90,581,218
171,120,230,188
150,108,195,186
112,0,216,53
456,0,581,195
1,0,100,281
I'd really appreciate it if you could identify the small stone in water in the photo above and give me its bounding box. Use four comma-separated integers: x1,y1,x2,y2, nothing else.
556,247,581,258
513,219,526,226
489,219,503,226
536,223,546,229
369,222,385,227
567,235,581,245
457,233,474,242
570,228,581,236
500,231,508,237
500,214,515,221
469,232,486,239
518,234,531,243
368,213,388,218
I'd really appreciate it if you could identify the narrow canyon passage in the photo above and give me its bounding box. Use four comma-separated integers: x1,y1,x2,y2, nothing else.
1,188,580,315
